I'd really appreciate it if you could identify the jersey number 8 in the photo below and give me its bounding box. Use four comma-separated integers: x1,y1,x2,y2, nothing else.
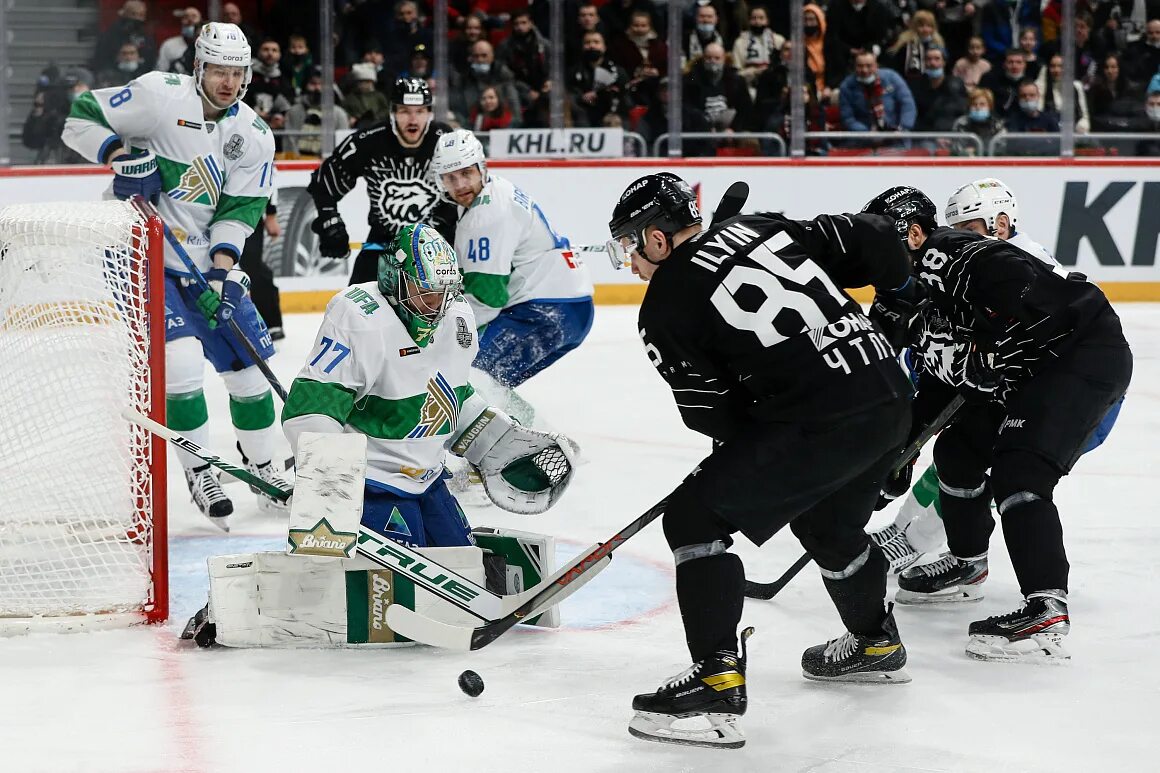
467,237,490,262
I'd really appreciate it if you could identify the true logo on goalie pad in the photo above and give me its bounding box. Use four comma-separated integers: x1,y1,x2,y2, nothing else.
287,518,358,558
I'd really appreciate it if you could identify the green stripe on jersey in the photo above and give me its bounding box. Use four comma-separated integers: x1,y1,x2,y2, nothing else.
167,389,209,431
463,272,510,310
211,193,268,230
229,391,275,431
283,379,475,440
282,378,357,425
68,91,111,129
155,155,190,196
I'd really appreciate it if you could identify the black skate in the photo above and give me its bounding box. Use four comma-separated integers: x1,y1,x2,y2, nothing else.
966,591,1070,663
896,551,987,604
180,603,218,648
186,465,233,531
628,627,754,749
802,606,911,684
870,523,921,574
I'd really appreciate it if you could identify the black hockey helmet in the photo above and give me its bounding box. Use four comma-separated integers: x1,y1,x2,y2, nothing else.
606,173,702,268
863,186,939,239
390,76,433,110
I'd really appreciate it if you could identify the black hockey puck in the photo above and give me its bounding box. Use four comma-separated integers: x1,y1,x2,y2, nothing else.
458,669,485,697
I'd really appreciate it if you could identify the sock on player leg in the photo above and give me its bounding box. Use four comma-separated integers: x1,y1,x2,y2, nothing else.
230,391,276,464
167,389,211,470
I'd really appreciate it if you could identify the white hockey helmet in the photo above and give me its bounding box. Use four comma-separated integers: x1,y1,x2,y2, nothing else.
194,22,252,109
432,129,488,199
944,178,1018,236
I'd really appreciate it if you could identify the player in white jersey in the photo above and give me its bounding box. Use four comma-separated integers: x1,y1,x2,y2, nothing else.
62,23,285,530
430,129,594,429
872,177,1123,600
281,224,576,546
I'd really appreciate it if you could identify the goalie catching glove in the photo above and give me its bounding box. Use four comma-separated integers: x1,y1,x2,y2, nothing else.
451,408,576,515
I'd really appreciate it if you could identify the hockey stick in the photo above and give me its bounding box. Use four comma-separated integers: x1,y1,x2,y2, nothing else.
131,198,289,402
387,496,668,650
744,394,967,601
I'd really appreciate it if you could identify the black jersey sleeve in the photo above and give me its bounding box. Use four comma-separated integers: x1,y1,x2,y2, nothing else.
762,212,912,291
307,125,381,209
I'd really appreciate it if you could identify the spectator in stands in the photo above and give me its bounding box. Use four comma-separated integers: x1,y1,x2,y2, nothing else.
980,0,1040,64
1004,80,1061,153
451,40,524,128
499,10,551,126
950,86,1006,155
635,76,715,156
1123,18,1160,83
802,4,842,104
825,0,896,78
221,2,260,48
1018,27,1043,80
913,47,969,133
732,5,785,93
285,69,351,157
379,0,433,76
1043,12,1104,84
93,0,154,73
355,47,395,94
249,39,296,143
684,42,753,132
763,82,829,155
888,10,946,87
600,0,655,46
96,42,145,89
754,40,814,119
568,30,630,126
938,0,980,64
568,3,607,66
1135,90,1160,154
22,65,91,164
471,85,520,131
1036,53,1091,133
980,48,1027,119
452,14,488,78
398,43,433,82
838,51,917,136
953,36,992,89
345,63,393,127
285,35,314,95
686,1,727,65
1088,53,1147,130
157,7,201,74
611,10,667,105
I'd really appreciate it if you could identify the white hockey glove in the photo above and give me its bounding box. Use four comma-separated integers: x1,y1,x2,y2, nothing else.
451,408,576,515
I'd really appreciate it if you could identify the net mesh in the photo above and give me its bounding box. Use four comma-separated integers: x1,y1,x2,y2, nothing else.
0,201,157,624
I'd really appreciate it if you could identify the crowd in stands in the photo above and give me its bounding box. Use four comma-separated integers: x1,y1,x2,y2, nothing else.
20,0,1160,161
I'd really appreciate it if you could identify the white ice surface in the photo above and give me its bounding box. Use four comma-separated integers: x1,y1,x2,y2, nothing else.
2,305,1158,773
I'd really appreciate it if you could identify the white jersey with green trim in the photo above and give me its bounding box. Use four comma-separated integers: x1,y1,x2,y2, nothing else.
61,71,275,273
454,173,593,326
282,283,488,496
1008,230,1068,276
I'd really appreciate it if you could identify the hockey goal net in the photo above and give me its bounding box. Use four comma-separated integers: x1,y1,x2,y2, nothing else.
0,200,167,633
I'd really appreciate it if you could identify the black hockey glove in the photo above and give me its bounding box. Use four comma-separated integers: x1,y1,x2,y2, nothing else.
311,208,351,260
869,277,926,351
959,347,1002,401
875,457,915,511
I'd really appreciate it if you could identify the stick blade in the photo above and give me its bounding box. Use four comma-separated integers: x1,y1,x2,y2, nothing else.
386,604,474,650
712,181,750,225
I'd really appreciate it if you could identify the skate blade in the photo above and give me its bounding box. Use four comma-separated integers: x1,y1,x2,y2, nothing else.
965,633,1071,663
803,668,912,684
628,712,745,749
208,515,230,533
895,585,984,605
255,496,289,517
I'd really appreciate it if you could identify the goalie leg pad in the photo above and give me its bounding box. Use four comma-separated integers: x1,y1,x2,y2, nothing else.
472,527,560,628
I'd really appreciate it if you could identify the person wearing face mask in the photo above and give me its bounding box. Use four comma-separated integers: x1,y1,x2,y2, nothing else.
92,0,156,73
283,35,314,95
801,4,844,103
95,43,144,89
159,7,203,74
684,42,754,136
285,69,350,157
609,9,668,104
980,48,1027,120
22,66,92,164
1003,80,1061,155
1122,18,1160,83
950,87,1006,155
912,47,969,137
685,0,725,65
1135,91,1160,154
450,40,524,129
567,30,630,127
497,10,551,126
838,51,916,145
825,0,896,77
888,10,946,86
732,5,786,92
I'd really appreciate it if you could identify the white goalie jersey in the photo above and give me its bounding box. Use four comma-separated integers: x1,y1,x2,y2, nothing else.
61,71,275,273
454,174,593,326
282,284,488,495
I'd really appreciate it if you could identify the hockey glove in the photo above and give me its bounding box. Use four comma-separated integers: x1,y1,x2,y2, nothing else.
311,208,351,260
111,149,162,204
869,277,926,351
875,457,915,511
960,347,1002,399
199,268,251,326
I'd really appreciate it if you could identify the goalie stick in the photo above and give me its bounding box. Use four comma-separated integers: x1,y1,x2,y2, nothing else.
123,409,602,622
131,197,289,403
744,394,967,600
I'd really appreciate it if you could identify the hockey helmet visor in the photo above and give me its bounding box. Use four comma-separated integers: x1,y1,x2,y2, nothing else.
863,186,939,240
606,174,701,269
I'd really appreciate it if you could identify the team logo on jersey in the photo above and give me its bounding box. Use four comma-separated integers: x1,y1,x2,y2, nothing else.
407,372,460,439
224,133,245,160
455,317,472,348
168,155,224,206
367,163,437,227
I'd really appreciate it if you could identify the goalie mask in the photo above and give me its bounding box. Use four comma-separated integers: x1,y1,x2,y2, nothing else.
607,173,701,270
194,22,252,110
378,224,463,346
944,178,1018,236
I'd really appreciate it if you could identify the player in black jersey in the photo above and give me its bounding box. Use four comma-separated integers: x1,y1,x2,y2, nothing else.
307,77,458,284
608,174,915,749
865,186,1133,663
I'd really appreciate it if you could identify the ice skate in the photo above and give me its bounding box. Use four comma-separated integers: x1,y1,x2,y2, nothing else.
966,591,1070,663
628,627,754,749
802,606,910,684
896,551,987,604
186,465,233,531
870,523,921,574
245,458,291,516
